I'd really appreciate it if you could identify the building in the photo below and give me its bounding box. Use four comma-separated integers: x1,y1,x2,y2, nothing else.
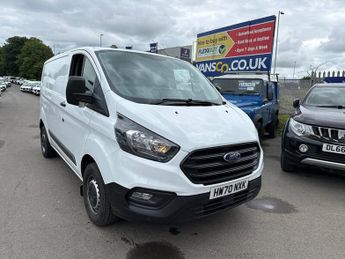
157,45,192,62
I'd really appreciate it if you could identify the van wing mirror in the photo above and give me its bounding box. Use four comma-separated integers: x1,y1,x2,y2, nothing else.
66,76,93,105
293,99,300,108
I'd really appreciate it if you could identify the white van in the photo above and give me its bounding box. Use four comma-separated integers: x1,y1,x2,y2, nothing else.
40,47,263,225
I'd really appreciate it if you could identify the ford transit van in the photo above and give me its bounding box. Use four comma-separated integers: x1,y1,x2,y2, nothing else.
40,48,263,225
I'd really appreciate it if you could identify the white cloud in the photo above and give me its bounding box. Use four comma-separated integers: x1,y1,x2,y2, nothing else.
0,0,345,77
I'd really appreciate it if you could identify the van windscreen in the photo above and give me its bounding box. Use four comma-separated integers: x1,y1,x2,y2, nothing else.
96,51,223,105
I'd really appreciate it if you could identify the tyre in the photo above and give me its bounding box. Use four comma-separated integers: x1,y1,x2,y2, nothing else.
83,163,119,226
281,151,296,172
255,121,264,141
267,115,278,138
40,125,56,158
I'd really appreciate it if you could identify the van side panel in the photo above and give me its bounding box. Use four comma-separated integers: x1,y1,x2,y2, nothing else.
41,55,69,133
41,55,81,172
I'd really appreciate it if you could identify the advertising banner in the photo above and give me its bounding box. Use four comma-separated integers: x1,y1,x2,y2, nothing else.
149,42,158,53
195,16,276,77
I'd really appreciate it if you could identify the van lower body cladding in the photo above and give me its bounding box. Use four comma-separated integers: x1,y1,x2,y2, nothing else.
106,143,263,223
106,177,261,223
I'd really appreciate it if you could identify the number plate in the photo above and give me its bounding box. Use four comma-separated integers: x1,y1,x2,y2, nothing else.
209,178,248,200
322,144,345,155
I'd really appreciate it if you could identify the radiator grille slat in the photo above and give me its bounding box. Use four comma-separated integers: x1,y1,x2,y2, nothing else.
312,126,345,143
181,142,260,185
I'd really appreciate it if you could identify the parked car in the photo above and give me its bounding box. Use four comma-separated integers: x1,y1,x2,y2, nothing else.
18,79,25,85
0,82,7,92
0,78,9,88
39,47,263,226
20,81,39,92
281,83,345,172
212,74,280,138
10,77,16,83
32,84,41,95
20,81,31,92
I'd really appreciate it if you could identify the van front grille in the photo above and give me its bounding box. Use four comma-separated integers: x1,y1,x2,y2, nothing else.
180,142,260,185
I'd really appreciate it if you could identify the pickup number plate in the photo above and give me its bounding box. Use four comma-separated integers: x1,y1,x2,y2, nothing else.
322,144,345,155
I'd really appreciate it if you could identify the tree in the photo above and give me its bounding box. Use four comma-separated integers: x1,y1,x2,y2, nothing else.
2,36,28,76
0,47,4,76
17,38,53,80
302,76,311,80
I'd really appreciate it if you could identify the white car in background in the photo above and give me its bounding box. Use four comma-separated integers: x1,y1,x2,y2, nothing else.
32,83,41,95
20,81,36,92
0,81,7,92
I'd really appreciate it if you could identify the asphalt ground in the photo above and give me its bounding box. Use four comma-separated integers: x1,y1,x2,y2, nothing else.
1,85,345,259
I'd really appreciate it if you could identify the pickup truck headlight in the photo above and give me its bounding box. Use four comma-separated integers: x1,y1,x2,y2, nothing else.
289,118,313,136
115,114,179,162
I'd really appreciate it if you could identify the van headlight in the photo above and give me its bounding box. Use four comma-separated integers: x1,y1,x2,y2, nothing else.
115,114,179,162
289,118,313,136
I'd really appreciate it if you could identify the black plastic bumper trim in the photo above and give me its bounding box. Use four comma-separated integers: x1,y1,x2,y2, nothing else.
106,176,261,224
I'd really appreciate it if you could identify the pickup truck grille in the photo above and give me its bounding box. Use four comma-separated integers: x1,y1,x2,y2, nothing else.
312,126,345,143
181,142,260,185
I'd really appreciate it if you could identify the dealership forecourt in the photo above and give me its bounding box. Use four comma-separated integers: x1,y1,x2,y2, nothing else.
1,85,345,258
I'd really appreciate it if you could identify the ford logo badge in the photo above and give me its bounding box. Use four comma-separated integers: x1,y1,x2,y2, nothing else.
223,152,241,163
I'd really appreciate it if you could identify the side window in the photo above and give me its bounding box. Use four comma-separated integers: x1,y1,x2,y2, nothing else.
82,58,97,92
69,53,109,116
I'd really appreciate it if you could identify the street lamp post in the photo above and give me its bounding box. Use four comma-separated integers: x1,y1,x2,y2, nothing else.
273,11,284,75
100,33,104,47
292,61,296,79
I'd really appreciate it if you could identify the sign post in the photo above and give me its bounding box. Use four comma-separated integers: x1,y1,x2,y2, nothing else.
195,16,276,77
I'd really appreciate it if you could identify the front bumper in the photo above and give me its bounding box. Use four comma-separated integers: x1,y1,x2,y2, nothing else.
106,176,261,224
283,128,345,171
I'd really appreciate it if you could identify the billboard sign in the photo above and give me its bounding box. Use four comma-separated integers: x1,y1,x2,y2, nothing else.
180,47,191,59
195,16,276,77
149,42,158,53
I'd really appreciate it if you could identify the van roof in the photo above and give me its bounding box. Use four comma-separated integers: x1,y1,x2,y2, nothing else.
214,73,278,82
46,47,180,64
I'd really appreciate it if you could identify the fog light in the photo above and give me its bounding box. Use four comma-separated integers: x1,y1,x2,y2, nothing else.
128,188,176,208
131,191,153,201
299,144,309,153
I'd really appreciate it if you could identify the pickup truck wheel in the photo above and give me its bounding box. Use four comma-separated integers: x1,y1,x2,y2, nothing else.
267,115,278,138
40,125,56,158
281,151,296,172
83,163,119,226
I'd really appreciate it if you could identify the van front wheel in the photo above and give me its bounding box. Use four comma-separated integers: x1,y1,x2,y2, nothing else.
40,125,56,158
83,163,119,226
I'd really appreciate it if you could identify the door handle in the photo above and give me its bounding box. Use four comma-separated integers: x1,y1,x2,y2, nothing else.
60,101,66,107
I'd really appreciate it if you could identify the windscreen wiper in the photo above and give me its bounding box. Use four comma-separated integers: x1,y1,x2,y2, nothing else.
153,98,221,106
316,105,344,109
